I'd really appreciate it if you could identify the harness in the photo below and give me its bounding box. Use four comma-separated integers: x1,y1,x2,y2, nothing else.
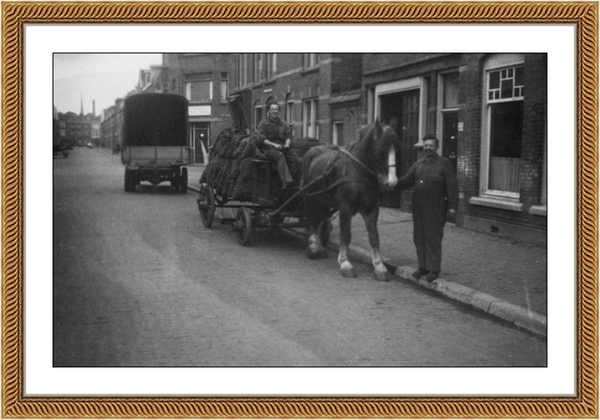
304,146,392,197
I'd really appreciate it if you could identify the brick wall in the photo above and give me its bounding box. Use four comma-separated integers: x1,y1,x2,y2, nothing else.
458,54,547,234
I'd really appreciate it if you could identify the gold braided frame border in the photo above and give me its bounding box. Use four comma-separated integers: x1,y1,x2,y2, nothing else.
2,2,597,418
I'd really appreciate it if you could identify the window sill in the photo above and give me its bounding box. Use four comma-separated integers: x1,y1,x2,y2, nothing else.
529,205,547,217
469,196,523,212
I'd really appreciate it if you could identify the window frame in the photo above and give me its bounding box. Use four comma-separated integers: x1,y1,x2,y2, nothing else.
480,54,525,201
185,79,213,103
303,98,318,138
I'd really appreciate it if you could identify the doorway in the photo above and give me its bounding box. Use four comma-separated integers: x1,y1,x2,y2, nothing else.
191,122,210,164
379,89,420,210
442,111,458,173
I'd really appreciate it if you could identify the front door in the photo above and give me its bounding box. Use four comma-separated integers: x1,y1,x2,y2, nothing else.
442,111,458,173
378,89,420,210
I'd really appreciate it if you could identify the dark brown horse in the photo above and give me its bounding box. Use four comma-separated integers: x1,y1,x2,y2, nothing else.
301,121,400,281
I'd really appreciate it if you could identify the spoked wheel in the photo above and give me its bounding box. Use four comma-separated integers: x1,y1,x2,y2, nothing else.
320,221,333,246
235,207,253,246
198,184,216,228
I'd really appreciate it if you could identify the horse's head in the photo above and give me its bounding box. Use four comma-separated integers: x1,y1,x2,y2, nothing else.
358,120,400,191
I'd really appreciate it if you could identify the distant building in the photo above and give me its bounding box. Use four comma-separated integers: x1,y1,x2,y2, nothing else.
56,110,100,147
160,54,237,164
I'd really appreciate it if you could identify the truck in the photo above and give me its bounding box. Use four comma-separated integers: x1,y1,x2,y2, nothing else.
121,93,190,193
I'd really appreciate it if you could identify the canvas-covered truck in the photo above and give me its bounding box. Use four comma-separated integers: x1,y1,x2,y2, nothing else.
121,93,190,193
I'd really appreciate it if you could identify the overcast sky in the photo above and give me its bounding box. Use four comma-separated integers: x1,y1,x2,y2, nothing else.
53,54,163,115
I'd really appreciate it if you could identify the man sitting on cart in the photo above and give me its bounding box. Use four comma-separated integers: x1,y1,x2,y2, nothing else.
255,102,302,190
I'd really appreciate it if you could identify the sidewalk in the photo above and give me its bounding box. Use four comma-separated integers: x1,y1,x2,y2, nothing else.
186,164,547,337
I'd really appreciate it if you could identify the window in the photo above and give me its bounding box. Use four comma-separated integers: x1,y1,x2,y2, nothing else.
303,54,319,68
481,55,525,198
332,121,343,146
442,72,459,110
220,73,228,101
237,54,248,87
186,80,212,102
254,54,264,83
285,94,294,124
266,54,277,79
303,99,318,137
254,101,263,129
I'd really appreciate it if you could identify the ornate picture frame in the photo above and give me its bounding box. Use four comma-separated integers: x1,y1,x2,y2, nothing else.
2,2,597,418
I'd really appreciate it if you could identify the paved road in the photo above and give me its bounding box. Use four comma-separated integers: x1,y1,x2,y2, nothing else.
53,148,546,367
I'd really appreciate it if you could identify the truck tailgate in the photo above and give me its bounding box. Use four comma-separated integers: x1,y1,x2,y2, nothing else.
122,146,190,167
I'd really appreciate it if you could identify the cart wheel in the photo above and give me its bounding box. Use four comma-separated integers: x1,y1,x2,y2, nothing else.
320,221,333,246
198,184,216,228
236,207,253,246
180,167,188,194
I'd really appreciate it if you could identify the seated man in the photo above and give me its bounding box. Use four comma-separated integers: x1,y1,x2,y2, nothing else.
255,103,301,189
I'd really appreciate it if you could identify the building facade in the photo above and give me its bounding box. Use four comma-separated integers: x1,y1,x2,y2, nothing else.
56,111,101,147
362,53,547,243
95,53,547,243
160,54,237,164
229,53,364,147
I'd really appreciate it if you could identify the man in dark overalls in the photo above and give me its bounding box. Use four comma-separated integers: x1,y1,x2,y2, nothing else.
255,103,301,188
398,134,459,282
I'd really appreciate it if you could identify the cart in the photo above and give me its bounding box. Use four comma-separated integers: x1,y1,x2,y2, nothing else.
197,158,333,247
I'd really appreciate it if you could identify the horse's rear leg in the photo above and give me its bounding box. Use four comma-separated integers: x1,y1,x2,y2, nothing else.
306,212,327,259
362,208,389,282
338,210,357,278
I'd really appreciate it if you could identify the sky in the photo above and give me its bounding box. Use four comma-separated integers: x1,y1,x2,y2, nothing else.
53,54,163,116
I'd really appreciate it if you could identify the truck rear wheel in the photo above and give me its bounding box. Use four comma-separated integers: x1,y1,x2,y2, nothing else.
124,168,135,192
180,167,188,194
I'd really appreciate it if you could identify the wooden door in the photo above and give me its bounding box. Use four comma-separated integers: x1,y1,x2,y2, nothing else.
398,90,420,212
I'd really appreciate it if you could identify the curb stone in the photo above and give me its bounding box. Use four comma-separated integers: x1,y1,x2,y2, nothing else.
190,183,546,338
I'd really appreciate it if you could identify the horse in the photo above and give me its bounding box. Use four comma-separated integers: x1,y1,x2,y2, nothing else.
301,120,400,281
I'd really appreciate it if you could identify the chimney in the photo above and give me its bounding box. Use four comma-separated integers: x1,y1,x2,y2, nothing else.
93,100,96,116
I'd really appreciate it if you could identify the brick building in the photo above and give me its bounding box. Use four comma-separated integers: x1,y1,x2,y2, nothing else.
362,53,547,243
229,53,364,146
160,54,237,164
98,53,546,243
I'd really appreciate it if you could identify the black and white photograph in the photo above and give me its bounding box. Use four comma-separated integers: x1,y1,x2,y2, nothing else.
53,52,548,368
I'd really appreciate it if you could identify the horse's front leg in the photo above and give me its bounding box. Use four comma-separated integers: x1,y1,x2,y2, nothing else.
338,209,357,278
361,207,389,282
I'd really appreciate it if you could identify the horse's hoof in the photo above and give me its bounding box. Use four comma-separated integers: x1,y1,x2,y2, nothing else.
341,267,358,278
307,249,326,260
374,271,389,282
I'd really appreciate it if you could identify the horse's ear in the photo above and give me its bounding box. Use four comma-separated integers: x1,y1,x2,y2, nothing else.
374,119,383,138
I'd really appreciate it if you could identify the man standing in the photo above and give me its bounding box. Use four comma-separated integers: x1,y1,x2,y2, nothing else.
398,134,459,282
255,103,301,188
